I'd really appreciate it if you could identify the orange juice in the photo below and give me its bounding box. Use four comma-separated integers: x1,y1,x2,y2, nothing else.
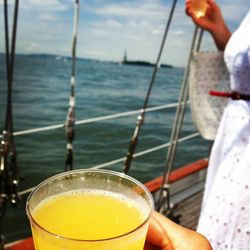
27,169,153,250
190,0,208,18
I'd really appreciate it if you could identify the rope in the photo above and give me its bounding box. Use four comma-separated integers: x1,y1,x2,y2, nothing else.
156,27,204,214
18,132,200,197
65,0,80,171
0,0,20,248
123,0,178,174
0,102,185,138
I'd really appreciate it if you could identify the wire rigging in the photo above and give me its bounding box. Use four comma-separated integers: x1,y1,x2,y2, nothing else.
0,0,20,248
123,0,178,174
156,26,204,215
65,0,80,171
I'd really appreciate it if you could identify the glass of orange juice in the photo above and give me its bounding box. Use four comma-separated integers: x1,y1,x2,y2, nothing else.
190,0,208,18
26,169,154,250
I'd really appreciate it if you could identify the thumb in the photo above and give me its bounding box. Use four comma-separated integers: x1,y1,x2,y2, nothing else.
145,212,174,250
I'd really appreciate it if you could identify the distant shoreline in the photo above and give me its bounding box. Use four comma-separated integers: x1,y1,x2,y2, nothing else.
121,60,173,68
0,52,175,68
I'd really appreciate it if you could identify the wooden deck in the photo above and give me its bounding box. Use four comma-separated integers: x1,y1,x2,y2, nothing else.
172,190,203,230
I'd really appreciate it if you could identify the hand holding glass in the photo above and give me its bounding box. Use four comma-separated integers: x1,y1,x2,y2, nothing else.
26,169,154,250
190,0,208,18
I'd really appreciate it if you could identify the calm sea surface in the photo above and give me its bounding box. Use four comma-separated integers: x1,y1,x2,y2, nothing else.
0,54,211,242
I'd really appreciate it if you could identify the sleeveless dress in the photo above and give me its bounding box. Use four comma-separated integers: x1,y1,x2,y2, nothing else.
197,11,250,250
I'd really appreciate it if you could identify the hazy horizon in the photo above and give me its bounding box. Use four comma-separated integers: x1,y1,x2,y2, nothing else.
0,0,249,67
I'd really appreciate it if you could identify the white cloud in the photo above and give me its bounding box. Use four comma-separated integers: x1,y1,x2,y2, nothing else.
152,29,161,36
173,30,184,36
126,34,140,41
127,20,138,28
84,49,108,58
105,20,122,28
91,29,108,38
39,14,57,21
24,42,41,52
138,21,151,29
93,1,168,21
21,0,69,11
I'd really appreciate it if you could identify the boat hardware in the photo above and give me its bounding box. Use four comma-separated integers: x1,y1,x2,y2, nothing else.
0,0,20,248
157,26,204,216
0,103,182,138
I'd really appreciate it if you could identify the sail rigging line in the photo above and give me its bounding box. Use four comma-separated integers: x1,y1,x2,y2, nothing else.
0,0,20,248
4,0,20,206
156,26,204,214
0,102,185,138
123,0,178,174
65,0,80,171
18,132,200,197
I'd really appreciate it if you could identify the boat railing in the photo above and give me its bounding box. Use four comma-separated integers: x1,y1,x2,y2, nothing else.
0,102,186,137
19,132,200,196
7,101,203,197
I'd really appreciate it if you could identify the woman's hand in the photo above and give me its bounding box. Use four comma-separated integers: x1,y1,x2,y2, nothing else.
185,0,231,50
185,0,223,32
144,211,212,250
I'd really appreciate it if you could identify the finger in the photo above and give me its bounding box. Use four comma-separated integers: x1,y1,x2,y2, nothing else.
206,0,221,15
146,212,174,250
144,242,160,250
207,0,217,10
185,1,192,16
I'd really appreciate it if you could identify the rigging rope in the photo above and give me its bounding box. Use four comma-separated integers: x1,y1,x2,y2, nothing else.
0,0,20,248
156,26,204,214
65,0,80,171
123,0,178,174
0,103,183,138
18,132,200,197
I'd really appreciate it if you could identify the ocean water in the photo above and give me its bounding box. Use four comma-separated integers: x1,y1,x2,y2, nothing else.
0,54,211,243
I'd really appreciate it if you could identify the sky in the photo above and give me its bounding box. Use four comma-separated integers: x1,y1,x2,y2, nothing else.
0,0,249,67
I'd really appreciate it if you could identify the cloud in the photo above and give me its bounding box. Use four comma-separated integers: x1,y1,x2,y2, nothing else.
24,42,41,52
173,30,184,36
91,1,168,21
39,14,57,21
84,49,108,58
21,0,69,11
105,20,122,28
152,29,162,36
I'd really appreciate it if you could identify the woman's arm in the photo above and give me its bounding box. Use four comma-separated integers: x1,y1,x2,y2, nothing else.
185,0,231,50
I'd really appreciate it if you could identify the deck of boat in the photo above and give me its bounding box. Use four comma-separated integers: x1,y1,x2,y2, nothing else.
172,190,203,230
145,159,207,231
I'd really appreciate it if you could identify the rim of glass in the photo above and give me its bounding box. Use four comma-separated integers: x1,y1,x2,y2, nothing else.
26,169,154,242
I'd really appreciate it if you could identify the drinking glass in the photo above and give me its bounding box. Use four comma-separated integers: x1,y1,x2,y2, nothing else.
190,0,208,18
26,169,154,250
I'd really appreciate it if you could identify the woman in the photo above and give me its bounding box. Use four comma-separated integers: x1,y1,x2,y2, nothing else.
185,0,250,249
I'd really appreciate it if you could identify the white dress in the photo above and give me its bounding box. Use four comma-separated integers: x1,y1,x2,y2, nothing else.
197,11,250,250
